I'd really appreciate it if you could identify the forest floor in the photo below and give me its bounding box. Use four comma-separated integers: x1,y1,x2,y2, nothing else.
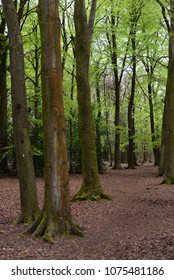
1,163,174,260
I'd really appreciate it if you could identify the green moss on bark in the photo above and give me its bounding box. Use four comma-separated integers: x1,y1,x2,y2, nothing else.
27,211,84,243
14,209,40,225
161,177,174,185
71,183,111,201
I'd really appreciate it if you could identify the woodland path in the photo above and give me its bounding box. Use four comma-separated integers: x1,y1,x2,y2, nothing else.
1,163,174,259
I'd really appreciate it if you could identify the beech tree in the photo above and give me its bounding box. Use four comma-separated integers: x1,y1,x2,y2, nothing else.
72,0,110,200
2,0,39,223
156,0,174,183
24,17,43,176
28,0,83,241
127,0,143,169
106,0,129,169
140,44,162,166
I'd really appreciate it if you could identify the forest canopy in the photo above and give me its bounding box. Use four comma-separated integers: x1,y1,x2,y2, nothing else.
0,0,168,175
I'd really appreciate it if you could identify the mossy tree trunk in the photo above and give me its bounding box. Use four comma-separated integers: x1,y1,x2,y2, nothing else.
157,0,174,183
72,0,110,201
28,0,83,241
2,0,39,223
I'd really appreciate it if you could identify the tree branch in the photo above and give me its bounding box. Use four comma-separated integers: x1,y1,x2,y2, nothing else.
156,0,170,33
88,0,97,37
18,0,29,22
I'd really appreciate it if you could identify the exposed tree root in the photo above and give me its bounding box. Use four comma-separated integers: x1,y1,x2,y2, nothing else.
13,209,40,225
27,211,84,243
71,186,112,201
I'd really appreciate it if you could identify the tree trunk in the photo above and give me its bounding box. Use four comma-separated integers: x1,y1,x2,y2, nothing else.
148,81,160,166
69,63,76,173
28,0,83,241
0,16,8,174
113,73,121,169
33,25,42,176
127,85,136,169
106,1,130,169
105,112,113,166
2,0,39,223
141,53,161,167
127,5,142,169
127,31,136,169
95,68,105,172
72,0,110,200
110,8,121,169
159,1,174,183
103,75,113,166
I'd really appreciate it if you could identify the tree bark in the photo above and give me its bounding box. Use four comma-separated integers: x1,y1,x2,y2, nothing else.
95,66,105,172
157,0,174,183
148,80,160,166
127,3,143,169
28,0,83,241
111,24,121,169
72,0,110,200
2,0,39,223
103,75,113,166
127,20,137,169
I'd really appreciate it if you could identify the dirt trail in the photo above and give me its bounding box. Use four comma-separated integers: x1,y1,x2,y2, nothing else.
0,164,174,259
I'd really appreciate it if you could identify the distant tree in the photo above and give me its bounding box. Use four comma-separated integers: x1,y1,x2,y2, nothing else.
2,0,39,223
28,0,83,241
140,44,162,166
94,62,105,172
72,0,110,200
0,9,8,174
127,0,143,169
24,17,43,176
106,0,129,170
